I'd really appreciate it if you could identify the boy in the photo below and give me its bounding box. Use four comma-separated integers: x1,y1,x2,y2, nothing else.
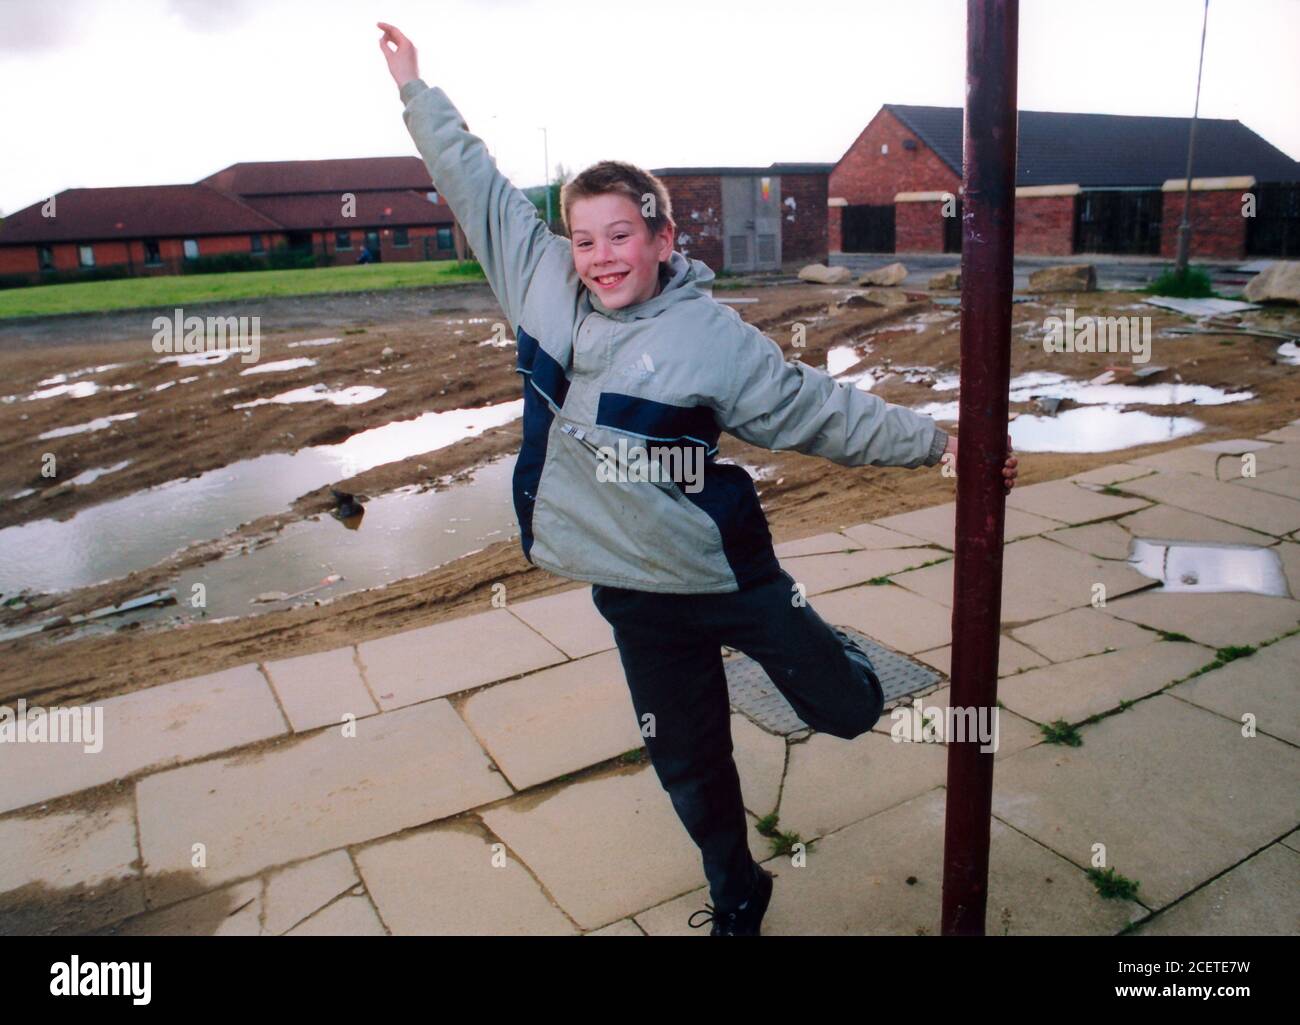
378,22,1017,936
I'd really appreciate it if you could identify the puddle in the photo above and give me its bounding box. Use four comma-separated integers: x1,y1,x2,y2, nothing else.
0,399,524,595
153,376,200,392
931,370,1251,406
233,384,386,408
1128,538,1289,596
158,351,236,368
1279,342,1299,366
68,461,131,486
239,358,318,376
287,337,342,348
915,402,1205,452
26,381,101,400
170,456,522,621
826,346,863,375
38,413,139,440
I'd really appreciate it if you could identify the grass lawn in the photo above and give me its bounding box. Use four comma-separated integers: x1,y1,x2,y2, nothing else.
0,260,487,319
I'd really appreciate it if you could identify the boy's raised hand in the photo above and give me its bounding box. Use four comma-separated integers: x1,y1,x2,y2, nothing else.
942,433,1019,492
377,22,420,89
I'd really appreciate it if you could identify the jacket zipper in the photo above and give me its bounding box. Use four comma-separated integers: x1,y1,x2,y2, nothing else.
559,421,686,501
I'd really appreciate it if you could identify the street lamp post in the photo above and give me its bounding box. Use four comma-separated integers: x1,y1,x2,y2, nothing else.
1174,0,1211,278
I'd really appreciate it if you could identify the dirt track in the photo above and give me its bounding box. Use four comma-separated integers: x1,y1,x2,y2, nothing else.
1,278,1297,707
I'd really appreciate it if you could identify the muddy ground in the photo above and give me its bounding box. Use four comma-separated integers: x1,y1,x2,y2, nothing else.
1,278,1297,706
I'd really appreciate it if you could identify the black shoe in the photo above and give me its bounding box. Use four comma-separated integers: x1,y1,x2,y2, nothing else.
688,866,774,936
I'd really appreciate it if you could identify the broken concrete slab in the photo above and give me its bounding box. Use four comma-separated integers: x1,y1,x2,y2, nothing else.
730,713,786,820
1006,479,1149,525
1115,504,1278,547
1232,465,1300,501
1143,296,1260,316
773,531,864,558
1104,591,1300,648
459,649,642,790
284,892,386,935
913,635,1047,677
262,647,378,733
1168,632,1300,745
994,641,1211,724
784,546,946,596
263,850,363,936
504,586,616,660
356,608,568,710
991,695,1300,910
898,684,1047,761
135,700,511,906
478,764,707,931
1009,606,1160,663
354,824,579,935
1066,463,1155,486
103,878,263,936
1118,471,1300,537
874,501,1062,550
1044,521,1135,560
0,663,287,815
809,584,952,654
1132,844,1300,936
838,521,936,550
0,797,144,936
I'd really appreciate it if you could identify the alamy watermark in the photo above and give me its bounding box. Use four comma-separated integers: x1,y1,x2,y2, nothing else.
890,697,1000,753
0,698,103,753
595,438,703,493
1042,308,1150,364
151,307,261,364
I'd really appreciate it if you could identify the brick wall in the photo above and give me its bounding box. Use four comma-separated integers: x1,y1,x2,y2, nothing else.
776,173,828,264
896,200,945,253
1015,195,1076,255
1159,188,1247,259
660,174,725,271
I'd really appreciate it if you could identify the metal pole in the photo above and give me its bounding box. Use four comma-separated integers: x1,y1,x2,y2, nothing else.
941,0,1018,937
1174,0,1210,277
542,127,552,228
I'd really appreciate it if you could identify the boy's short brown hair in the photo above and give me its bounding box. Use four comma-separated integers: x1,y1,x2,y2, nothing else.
559,160,675,241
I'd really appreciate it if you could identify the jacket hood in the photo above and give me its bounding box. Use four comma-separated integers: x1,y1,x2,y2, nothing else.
586,249,716,322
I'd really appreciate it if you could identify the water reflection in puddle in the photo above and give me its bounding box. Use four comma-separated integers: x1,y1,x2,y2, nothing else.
915,402,1205,452
0,399,523,594
233,384,386,408
239,357,319,376
931,370,1252,406
1128,538,1290,596
38,412,139,440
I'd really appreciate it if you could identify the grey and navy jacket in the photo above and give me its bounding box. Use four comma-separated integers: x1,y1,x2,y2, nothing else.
400,79,948,594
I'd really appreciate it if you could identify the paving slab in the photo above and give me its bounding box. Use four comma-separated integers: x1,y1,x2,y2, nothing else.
1067,463,1156,486
1118,470,1300,537
1251,439,1300,465
262,647,377,733
731,713,786,820
990,695,1300,909
1277,541,1300,598
459,649,642,790
1282,830,1300,854
1006,479,1149,525
895,684,1046,761
783,546,946,596
1104,591,1300,648
0,664,287,815
1010,607,1161,663
263,850,361,935
1256,422,1300,443
892,536,1153,624
809,584,952,654
1132,844,1300,936
583,917,644,936
103,878,263,936
995,641,1213,724
478,764,707,931
773,531,863,558
1044,521,1134,560
1232,464,1300,501
1115,503,1278,546
874,502,1062,550
135,700,511,906
914,635,1048,677
505,586,616,659
355,823,579,935
777,729,949,840
1194,438,1279,455
839,521,937,549
1130,447,1224,477
1168,633,1300,745
284,892,386,935
0,798,143,936
634,789,1142,935
357,608,568,710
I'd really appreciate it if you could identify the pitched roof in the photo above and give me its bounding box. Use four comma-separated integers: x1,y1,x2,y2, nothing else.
240,190,455,230
200,157,434,195
649,162,834,176
0,184,283,244
882,105,1300,187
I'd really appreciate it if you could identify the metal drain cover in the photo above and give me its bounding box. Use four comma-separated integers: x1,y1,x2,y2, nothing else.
723,627,940,736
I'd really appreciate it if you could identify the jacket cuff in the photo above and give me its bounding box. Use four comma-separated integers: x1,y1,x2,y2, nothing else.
399,77,429,106
923,425,949,467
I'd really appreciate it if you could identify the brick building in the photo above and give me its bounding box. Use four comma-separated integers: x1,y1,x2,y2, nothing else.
648,163,834,272
0,156,462,285
829,105,1300,260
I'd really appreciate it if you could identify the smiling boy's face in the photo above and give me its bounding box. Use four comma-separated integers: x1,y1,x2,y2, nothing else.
568,192,674,309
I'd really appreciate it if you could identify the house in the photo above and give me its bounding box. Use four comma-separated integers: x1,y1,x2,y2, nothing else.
829,105,1300,259
0,156,462,285
648,163,834,272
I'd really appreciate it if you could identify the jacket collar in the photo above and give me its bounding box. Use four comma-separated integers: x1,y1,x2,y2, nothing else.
586,250,716,321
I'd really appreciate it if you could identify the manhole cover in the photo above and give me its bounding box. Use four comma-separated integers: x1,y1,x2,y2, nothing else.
723,627,940,736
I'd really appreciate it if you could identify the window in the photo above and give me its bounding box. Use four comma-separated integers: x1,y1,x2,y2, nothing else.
183,238,200,260
437,227,453,250
143,239,161,265
38,246,54,271
250,234,264,254
364,230,380,253
393,227,409,247
79,245,95,268
335,230,352,250
426,190,439,203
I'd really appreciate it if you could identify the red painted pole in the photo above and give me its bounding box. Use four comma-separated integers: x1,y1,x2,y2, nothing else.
940,0,1018,937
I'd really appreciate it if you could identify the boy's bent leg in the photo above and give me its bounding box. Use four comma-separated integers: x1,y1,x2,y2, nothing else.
590,585,761,911
714,571,885,741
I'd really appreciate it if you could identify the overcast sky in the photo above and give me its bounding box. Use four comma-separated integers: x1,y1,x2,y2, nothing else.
1,0,1297,216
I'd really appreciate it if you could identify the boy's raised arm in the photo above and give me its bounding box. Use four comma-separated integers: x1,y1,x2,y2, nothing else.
380,23,571,332
709,319,948,470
